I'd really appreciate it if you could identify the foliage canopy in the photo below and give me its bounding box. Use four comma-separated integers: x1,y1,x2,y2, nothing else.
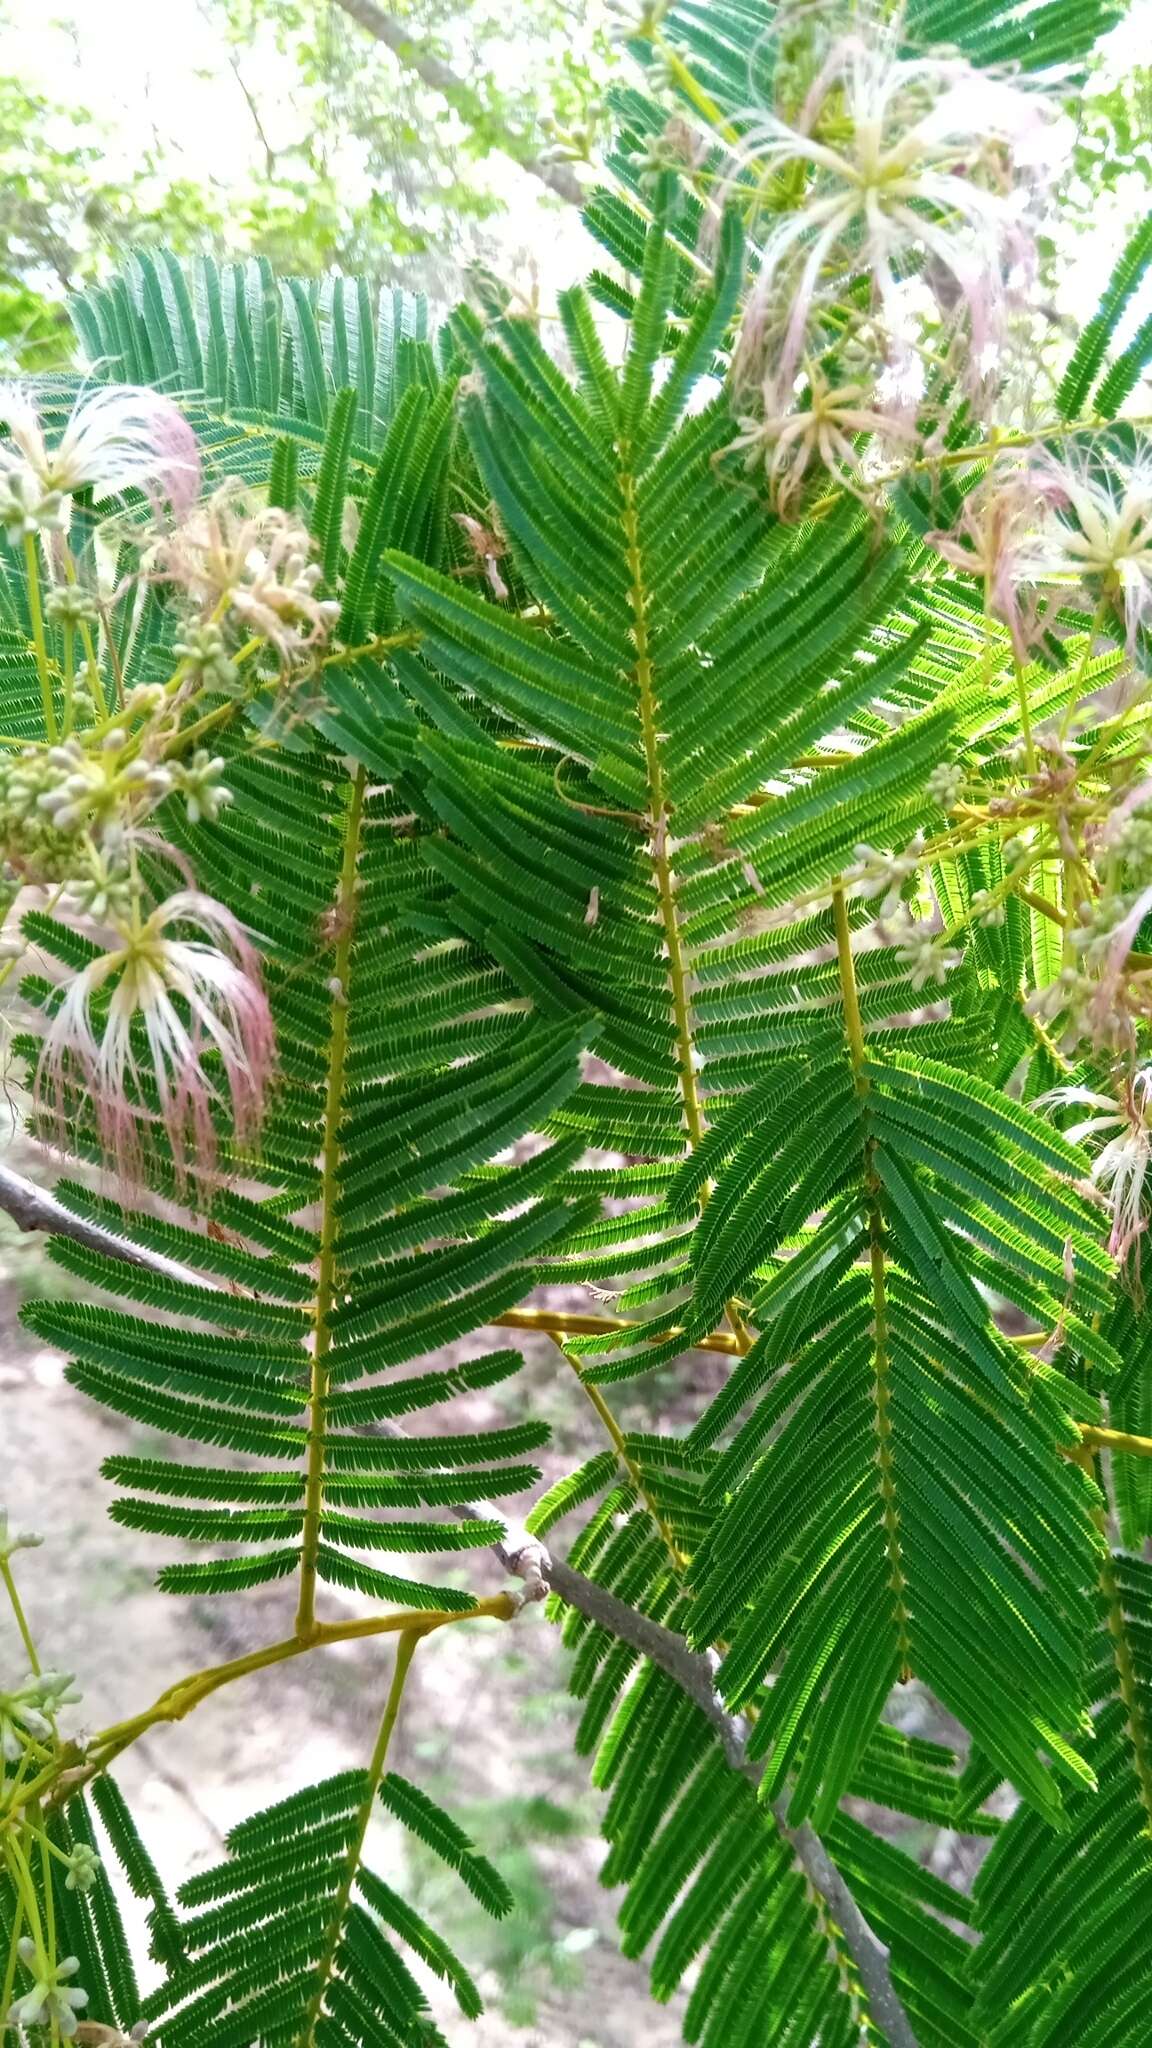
3,0,1152,2044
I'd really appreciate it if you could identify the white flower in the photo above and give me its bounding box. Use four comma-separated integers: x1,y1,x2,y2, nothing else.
723,28,1053,394
1022,440,1152,652
172,619,240,694
0,1682,52,1763
728,359,914,514
843,831,925,916
1041,1074,1152,1264
28,1669,82,1712
926,463,1046,661
172,750,233,826
35,890,275,1191
8,1941,88,2040
879,904,963,988
44,582,100,627
606,0,670,39
0,463,65,544
927,762,965,810
971,889,1007,927
0,382,200,521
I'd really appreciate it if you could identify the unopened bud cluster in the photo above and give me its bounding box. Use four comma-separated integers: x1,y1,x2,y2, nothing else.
2,1512,101,2041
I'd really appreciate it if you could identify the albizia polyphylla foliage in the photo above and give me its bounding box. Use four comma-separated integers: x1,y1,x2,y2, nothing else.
3,1,1152,2045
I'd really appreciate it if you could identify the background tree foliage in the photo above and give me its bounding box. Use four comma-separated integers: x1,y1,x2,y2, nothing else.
0,0,608,371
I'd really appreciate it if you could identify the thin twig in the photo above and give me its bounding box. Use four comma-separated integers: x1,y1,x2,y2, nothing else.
330,0,585,206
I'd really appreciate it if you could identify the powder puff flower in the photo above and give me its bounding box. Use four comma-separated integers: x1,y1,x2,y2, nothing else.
843,831,925,916
35,891,275,1191
926,464,1045,660
722,28,1054,395
1041,1072,1152,1265
8,1940,88,2040
65,1843,102,1894
0,382,200,521
155,489,339,665
1022,440,1152,653
728,359,915,514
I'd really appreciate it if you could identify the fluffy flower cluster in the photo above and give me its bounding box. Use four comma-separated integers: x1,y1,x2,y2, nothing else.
1044,1073,1152,1267
729,359,914,514
154,489,341,667
37,892,275,1192
0,385,345,1191
929,439,1152,659
0,1509,43,1565
0,1669,81,1765
705,13,1061,513
721,25,1057,393
0,380,200,529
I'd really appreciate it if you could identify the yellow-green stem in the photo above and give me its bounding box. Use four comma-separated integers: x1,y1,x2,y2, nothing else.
493,1306,742,1355
1076,1445,1152,1836
22,535,57,743
38,1814,55,1984
6,1599,515,1824
939,836,1056,946
1014,656,1035,775
833,883,913,1677
1080,1424,1152,1460
60,626,75,739
295,765,366,1639
655,41,739,142
549,1336,686,1569
1,1879,25,2029
76,619,107,720
1058,597,1110,744
299,1631,419,2048
0,1561,40,1676
6,1832,46,1966
620,464,705,1149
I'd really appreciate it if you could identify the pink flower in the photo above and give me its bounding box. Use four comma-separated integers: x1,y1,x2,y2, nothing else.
721,29,1054,396
926,464,1045,660
155,489,339,664
35,892,275,1194
0,382,200,520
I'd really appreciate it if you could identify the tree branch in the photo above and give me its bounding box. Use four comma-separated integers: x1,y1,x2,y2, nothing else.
0,1164,205,1284
466,1508,921,2048
329,0,586,207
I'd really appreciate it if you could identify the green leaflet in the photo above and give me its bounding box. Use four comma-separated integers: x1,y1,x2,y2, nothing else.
145,1769,507,2046
974,1552,1152,2047
18,26,1152,2043
685,1051,1105,1828
539,1442,979,2047
1058,212,1152,420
